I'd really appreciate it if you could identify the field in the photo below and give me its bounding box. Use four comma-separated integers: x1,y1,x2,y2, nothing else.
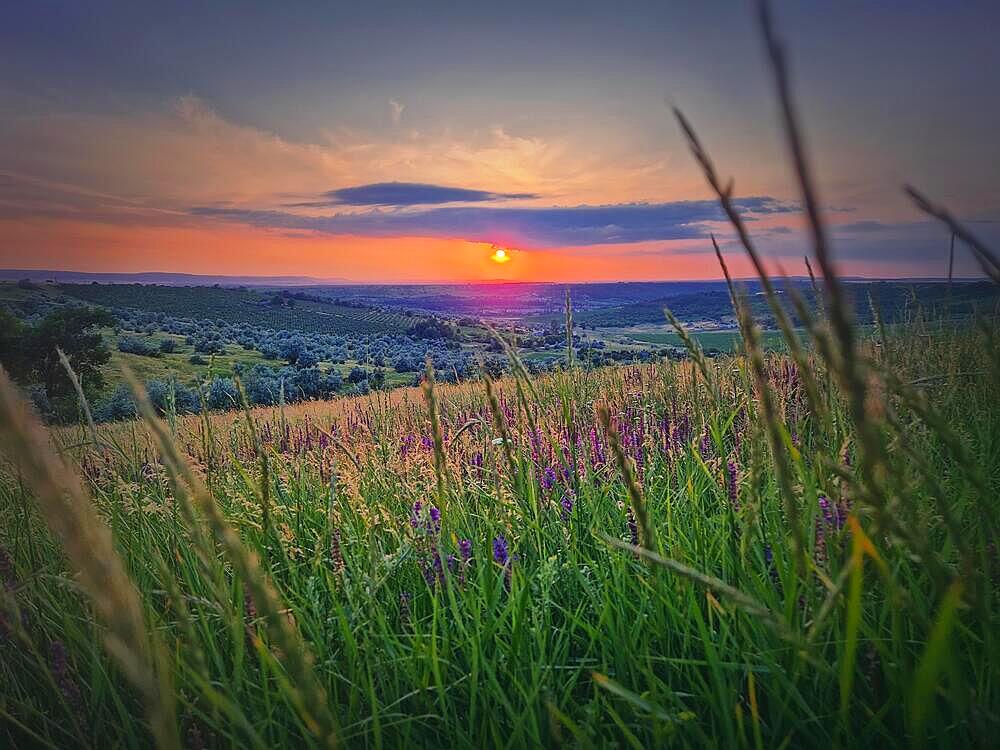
613,328,789,351
1,307,998,747
58,283,414,336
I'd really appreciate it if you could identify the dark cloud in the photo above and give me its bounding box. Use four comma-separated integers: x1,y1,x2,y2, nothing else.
286,181,539,208
192,196,794,247
837,220,892,233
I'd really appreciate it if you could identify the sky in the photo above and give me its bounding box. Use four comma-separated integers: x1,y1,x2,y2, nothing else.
1,0,998,283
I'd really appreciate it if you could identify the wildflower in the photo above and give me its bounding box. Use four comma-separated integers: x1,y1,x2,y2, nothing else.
493,535,510,567
626,509,639,547
458,538,472,563
699,430,712,459
330,530,344,576
725,461,739,512
540,466,557,493
560,491,574,522
818,494,842,530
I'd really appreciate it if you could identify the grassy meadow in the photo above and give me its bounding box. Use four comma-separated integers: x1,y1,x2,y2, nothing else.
1,304,998,747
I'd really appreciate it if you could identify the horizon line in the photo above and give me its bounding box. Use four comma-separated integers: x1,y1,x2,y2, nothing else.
0,267,988,287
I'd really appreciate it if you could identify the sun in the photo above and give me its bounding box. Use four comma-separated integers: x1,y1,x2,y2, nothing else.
490,246,512,264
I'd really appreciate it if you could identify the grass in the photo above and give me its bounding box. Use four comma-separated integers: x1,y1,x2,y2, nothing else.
618,328,789,351
1,316,997,748
3,3,1000,746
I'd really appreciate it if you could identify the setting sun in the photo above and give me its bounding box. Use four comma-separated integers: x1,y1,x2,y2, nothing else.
490,246,511,264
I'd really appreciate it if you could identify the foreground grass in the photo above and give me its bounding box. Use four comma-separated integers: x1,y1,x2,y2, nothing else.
1,313,998,748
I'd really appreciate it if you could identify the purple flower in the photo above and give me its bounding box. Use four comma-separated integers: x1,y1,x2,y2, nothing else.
409,501,423,529
818,494,840,529
540,466,557,492
410,501,441,536
699,429,712,459
493,535,510,566
458,539,472,562
560,491,574,522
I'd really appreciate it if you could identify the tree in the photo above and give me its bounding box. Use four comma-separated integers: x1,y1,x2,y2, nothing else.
0,307,114,421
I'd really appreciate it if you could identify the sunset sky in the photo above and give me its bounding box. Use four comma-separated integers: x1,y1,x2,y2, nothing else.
2,1,998,282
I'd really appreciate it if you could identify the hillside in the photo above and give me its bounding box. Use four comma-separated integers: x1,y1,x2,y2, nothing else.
58,283,413,335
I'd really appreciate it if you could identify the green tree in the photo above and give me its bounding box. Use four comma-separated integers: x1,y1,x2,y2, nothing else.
1,307,114,420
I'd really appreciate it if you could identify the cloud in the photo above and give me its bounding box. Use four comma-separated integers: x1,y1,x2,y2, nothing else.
388,99,405,126
191,196,794,247
287,181,540,208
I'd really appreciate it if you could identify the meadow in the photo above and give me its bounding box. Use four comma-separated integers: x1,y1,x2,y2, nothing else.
1,295,998,747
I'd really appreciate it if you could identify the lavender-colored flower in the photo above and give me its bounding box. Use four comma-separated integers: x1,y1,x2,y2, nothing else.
818,495,840,529
699,430,712,459
493,535,510,566
458,539,472,562
409,501,423,529
540,466,557,493
725,461,740,512
560,491,574,522
428,506,441,532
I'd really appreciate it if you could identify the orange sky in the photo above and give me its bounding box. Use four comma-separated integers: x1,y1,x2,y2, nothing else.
0,216,821,282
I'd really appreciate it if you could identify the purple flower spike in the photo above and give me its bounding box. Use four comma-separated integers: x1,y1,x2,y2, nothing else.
493,535,510,566
560,491,574,522
540,466,557,492
458,539,472,562
725,461,739,512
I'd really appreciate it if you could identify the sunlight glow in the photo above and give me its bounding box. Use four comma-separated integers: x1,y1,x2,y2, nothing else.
490,246,511,264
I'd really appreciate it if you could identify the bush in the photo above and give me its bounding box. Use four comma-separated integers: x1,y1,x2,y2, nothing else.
118,336,160,357
158,338,177,353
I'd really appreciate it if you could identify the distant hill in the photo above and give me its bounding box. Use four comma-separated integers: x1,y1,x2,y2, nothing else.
572,280,1000,328
56,283,413,336
0,269,349,286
